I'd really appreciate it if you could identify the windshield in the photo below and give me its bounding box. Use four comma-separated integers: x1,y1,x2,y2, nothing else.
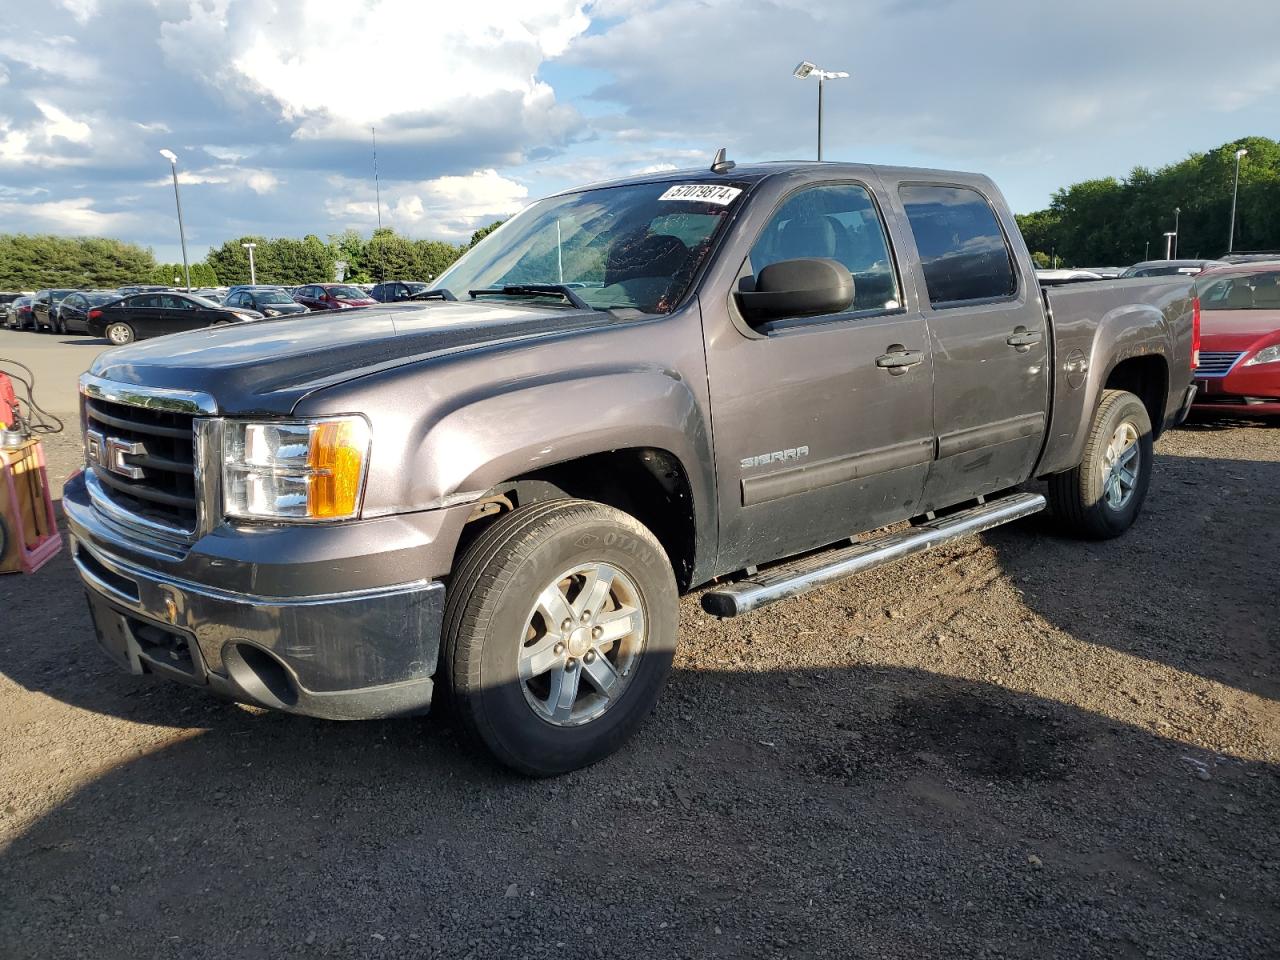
86,292,117,305
256,291,296,304
1199,272,1280,310
431,180,744,314
327,285,368,299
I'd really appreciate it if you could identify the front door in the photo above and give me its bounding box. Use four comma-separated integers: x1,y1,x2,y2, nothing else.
894,183,1050,510
707,180,935,572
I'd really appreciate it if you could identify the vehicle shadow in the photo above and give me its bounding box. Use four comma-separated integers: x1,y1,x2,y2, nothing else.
55,337,109,346
984,452,1280,701
1,662,1275,960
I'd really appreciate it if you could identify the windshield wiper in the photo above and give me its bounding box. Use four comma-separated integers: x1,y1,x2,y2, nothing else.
408,288,457,301
468,284,595,311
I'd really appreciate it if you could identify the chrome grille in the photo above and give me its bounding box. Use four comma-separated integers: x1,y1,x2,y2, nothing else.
84,396,198,532
1196,351,1243,377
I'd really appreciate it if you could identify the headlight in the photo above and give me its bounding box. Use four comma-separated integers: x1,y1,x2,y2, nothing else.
263,308,280,317
223,417,370,521
1244,344,1280,366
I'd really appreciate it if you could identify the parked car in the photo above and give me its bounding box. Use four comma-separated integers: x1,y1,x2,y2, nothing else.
116,284,171,296
57,291,122,334
224,286,309,318
2,295,31,330
191,288,227,303
67,160,1196,776
1078,266,1124,279
1218,251,1280,265
369,280,434,303
31,289,79,331
1191,263,1280,416
1120,259,1227,278
86,291,263,344
292,283,377,310
1036,269,1103,285
0,291,24,321
4,295,33,329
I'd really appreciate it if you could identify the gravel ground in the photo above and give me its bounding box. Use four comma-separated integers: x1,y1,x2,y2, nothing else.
0,334,1277,958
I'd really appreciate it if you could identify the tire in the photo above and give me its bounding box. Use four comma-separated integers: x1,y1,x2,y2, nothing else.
104,321,135,345
1047,389,1153,540
442,499,678,777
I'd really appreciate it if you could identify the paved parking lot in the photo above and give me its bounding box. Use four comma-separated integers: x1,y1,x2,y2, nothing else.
1,328,1277,958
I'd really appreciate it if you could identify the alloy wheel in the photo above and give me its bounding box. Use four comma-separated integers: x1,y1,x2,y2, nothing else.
518,562,647,726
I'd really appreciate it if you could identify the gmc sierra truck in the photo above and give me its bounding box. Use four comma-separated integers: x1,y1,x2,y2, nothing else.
66,159,1198,775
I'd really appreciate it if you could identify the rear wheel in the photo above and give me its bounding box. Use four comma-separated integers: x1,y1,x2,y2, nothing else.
1047,389,1153,539
442,499,678,776
104,321,135,345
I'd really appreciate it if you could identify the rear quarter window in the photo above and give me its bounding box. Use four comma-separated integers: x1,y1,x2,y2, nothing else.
899,184,1018,307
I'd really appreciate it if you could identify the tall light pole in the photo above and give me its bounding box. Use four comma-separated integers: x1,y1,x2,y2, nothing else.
1228,147,1247,254
1172,206,1181,259
159,149,191,291
241,242,257,285
793,61,849,161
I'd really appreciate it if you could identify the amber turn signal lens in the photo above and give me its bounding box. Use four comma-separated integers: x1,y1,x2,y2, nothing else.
306,419,369,519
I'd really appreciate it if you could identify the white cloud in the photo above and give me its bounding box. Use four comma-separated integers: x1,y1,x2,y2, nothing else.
0,102,94,167
0,33,98,82
35,101,91,144
0,197,134,234
159,0,588,142
325,169,529,240
148,164,280,193
60,0,100,25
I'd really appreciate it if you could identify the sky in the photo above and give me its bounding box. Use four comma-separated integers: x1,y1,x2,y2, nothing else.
2,0,1278,263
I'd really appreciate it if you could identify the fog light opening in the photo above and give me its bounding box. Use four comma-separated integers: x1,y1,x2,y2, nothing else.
225,642,300,708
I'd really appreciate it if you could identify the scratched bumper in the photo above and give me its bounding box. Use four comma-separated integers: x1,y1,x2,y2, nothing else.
64,473,445,720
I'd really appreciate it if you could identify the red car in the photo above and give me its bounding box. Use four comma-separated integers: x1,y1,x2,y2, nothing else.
1192,263,1280,416
292,283,377,311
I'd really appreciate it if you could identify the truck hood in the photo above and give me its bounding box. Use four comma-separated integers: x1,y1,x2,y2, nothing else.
88,300,613,415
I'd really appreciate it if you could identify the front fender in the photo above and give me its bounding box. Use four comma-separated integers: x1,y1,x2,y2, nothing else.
413,370,712,506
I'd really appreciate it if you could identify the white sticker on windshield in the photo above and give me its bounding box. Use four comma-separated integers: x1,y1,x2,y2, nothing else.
658,184,743,206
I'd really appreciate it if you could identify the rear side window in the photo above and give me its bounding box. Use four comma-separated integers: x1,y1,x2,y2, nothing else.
899,184,1017,306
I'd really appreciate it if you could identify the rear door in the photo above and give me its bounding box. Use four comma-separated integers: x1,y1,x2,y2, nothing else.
707,179,935,570
893,182,1050,510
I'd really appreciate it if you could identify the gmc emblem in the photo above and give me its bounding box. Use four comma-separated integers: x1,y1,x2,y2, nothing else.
85,429,145,480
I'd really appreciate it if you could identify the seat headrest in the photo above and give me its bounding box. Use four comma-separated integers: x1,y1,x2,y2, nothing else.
776,214,837,261
605,232,689,286
1224,282,1255,308
1253,281,1280,307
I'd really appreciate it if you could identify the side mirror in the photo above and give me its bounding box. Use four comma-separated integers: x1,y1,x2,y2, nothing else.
736,258,855,326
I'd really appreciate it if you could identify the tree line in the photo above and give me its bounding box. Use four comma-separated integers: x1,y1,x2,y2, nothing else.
1016,136,1280,267
0,223,502,290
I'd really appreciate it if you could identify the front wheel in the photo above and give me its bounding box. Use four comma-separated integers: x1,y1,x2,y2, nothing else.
441,499,678,776
104,321,135,345
1047,389,1153,539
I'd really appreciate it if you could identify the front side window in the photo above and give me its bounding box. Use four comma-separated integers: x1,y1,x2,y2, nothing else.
327,285,366,299
747,182,900,316
432,180,744,315
899,184,1017,306
160,295,194,310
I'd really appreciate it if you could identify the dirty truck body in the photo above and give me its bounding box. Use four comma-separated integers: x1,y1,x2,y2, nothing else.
65,161,1196,774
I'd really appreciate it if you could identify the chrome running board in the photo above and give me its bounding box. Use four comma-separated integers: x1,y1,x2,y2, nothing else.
701,492,1046,618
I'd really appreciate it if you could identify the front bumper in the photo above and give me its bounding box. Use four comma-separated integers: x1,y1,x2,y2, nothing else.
1193,366,1280,417
65,472,455,720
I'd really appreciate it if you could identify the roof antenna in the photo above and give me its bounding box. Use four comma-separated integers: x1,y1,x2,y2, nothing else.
711,147,735,174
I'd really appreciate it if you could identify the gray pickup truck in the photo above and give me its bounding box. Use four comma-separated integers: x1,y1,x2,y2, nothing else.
65,159,1198,775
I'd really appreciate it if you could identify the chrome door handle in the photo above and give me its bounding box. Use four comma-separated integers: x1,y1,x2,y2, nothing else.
1007,327,1043,352
875,348,925,375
